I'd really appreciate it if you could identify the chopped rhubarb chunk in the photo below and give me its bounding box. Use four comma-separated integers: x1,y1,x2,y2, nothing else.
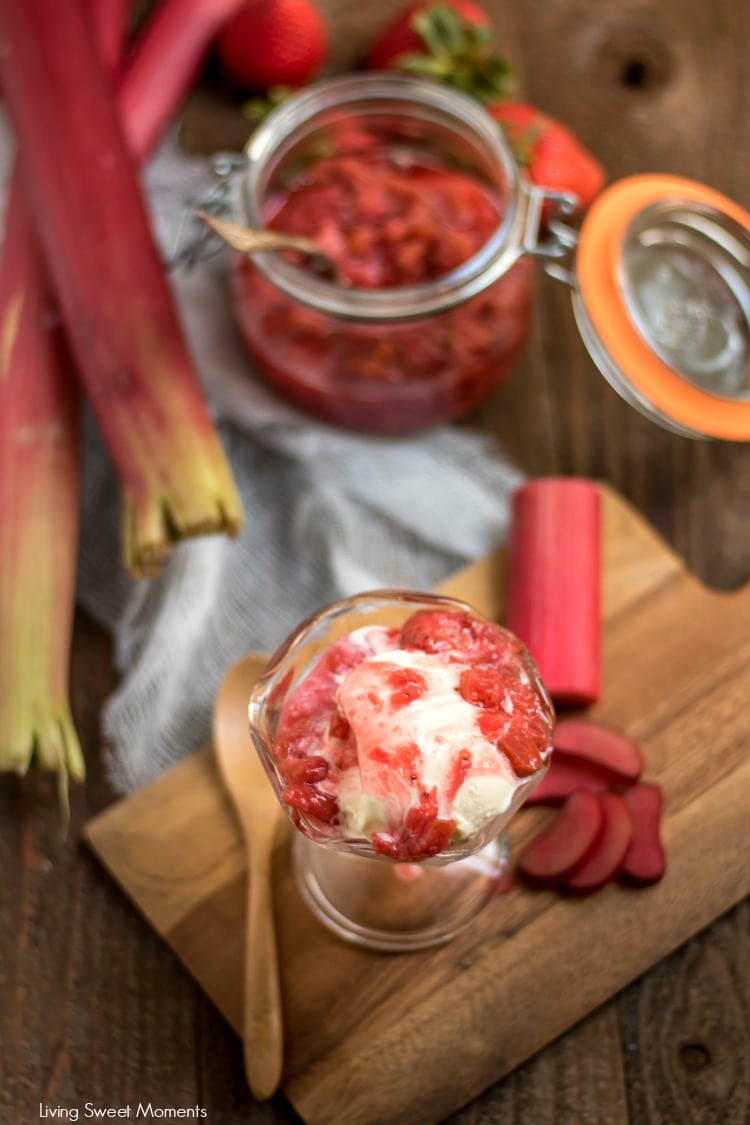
524,753,639,805
283,756,330,784
519,789,604,885
553,718,643,782
387,666,428,708
458,666,507,709
372,794,457,862
619,783,666,886
563,792,633,893
282,783,339,823
400,609,520,665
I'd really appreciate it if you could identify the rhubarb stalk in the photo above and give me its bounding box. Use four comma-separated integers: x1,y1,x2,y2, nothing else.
0,0,130,780
0,0,244,578
0,0,244,779
119,0,247,161
0,174,85,780
505,477,601,707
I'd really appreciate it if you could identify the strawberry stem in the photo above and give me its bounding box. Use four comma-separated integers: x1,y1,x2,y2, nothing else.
395,3,515,104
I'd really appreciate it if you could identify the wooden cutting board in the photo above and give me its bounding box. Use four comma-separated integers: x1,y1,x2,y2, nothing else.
84,485,750,1125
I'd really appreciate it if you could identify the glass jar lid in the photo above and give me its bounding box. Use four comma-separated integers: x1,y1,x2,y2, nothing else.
572,174,750,439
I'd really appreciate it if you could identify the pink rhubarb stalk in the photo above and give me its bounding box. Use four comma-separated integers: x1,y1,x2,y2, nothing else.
0,0,244,580
0,175,85,779
0,0,244,778
506,477,601,708
119,0,247,161
0,0,129,779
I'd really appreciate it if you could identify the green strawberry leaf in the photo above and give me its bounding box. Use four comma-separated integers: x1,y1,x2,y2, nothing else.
397,4,515,104
241,84,293,126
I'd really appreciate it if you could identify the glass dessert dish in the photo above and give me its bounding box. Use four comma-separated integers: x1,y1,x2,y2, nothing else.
248,590,554,952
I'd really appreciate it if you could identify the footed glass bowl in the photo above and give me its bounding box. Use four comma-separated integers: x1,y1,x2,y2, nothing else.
248,590,553,951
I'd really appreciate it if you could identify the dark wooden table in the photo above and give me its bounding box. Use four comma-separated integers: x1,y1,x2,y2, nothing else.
3,1,750,1122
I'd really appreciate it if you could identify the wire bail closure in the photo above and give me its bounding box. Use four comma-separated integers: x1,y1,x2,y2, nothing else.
167,151,249,270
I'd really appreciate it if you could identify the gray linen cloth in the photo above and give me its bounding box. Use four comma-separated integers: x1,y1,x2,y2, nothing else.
66,140,524,792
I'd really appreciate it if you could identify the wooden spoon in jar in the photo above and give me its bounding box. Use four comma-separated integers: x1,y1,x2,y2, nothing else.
212,652,286,1101
195,209,338,280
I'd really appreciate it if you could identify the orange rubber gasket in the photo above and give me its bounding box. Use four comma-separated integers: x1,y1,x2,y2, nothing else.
576,174,750,440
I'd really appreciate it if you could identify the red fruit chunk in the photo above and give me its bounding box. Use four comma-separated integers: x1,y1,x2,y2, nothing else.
524,754,632,805
282,783,338,823
282,755,329,784
444,748,473,804
563,792,633,893
505,478,601,708
464,667,551,778
371,815,456,862
400,608,519,664
498,724,548,778
619,783,666,886
518,789,604,885
371,787,456,861
387,666,428,708
328,709,351,741
553,718,643,782
459,665,505,708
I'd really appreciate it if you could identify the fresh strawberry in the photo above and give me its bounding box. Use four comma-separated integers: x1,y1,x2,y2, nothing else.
365,0,489,68
488,100,606,214
215,0,328,91
363,1,514,106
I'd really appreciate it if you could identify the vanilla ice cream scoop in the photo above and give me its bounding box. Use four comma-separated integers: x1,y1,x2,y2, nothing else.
263,604,554,863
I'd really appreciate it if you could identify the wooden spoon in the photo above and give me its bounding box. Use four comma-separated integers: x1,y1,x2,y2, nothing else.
212,652,286,1101
195,209,338,280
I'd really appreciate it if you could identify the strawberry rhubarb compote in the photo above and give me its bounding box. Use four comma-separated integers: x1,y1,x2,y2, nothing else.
271,606,554,862
233,75,535,433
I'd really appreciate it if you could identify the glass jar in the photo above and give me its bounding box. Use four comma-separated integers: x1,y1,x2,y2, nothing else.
218,74,750,440
247,589,553,950
230,74,567,435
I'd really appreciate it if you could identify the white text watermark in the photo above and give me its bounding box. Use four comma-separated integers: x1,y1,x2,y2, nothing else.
39,1104,208,1121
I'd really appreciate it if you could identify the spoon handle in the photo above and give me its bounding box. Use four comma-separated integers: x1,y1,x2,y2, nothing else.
195,209,324,259
244,850,284,1100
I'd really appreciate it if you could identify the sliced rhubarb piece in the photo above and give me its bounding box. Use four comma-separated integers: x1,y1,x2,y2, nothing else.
563,792,633,893
505,478,601,707
553,717,643,782
619,783,666,886
0,0,243,577
524,754,635,805
518,789,604,885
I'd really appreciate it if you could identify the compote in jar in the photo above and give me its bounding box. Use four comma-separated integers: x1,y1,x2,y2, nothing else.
232,74,538,434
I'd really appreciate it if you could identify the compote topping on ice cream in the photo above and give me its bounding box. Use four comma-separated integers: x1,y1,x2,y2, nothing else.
274,608,554,862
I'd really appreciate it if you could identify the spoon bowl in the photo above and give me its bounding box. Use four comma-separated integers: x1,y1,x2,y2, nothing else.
212,652,286,1100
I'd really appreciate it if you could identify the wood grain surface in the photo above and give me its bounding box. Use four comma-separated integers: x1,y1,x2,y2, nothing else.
2,1,750,1123
83,487,750,1125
